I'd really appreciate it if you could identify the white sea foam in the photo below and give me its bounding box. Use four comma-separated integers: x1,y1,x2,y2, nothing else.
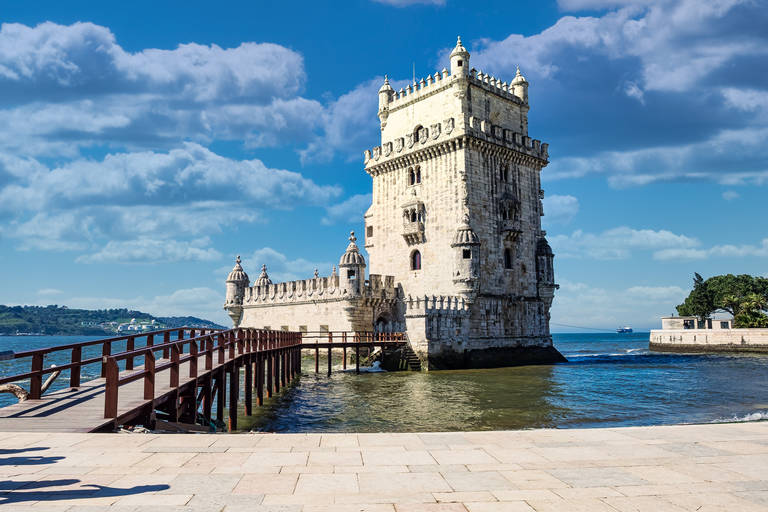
712,411,768,424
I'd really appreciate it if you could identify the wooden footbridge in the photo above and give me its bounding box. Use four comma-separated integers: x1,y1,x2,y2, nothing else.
0,327,409,433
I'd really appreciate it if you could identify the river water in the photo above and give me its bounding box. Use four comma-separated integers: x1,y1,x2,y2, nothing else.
2,332,768,432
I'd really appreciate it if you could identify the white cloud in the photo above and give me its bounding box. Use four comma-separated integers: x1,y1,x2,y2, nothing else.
241,247,333,283
542,194,579,225
544,127,768,187
322,193,372,226
653,238,768,261
0,144,341,259
557,0,656,11
722,190,740,201
76,238,222,264
550,226,699,259
36,288,63,297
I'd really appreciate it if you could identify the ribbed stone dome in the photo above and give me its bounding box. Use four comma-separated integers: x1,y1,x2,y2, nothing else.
451,223,480,247
226,255,249,283
254,264,272,286
339,231,367,267
449,36,469,58
379,76,393,93
511,66,528,85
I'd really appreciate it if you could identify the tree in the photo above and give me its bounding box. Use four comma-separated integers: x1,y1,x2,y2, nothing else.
676,273,714,321
734,293,768,328
677,273,768,327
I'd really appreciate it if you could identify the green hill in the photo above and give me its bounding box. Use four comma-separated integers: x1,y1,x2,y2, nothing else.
0,305,224,336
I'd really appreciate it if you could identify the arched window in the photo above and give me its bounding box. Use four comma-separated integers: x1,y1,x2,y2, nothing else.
503,248,512,270
408,168,415,185
415,166,422,184
410,210,417,222
411,250,422,270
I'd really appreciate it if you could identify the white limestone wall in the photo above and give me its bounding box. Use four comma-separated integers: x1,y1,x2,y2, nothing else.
650,329,768,350
240,300,359,333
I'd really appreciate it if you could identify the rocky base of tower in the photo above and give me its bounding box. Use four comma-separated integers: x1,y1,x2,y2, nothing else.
421,341,566,370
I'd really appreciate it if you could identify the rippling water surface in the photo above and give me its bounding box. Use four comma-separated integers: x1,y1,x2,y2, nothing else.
2,332,768,432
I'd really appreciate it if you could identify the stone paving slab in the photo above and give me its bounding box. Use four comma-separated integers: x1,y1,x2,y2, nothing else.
1,422,768,511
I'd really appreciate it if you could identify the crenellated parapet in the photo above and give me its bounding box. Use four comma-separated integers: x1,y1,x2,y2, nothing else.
364,118,548,171
240,271,398,308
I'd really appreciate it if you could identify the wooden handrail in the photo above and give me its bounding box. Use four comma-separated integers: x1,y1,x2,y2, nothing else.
102,327,303,419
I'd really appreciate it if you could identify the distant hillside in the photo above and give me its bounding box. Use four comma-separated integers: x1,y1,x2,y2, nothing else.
0,305,225,336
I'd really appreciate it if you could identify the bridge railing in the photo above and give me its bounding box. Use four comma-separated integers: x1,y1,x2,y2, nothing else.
300,331,406,343
0,327,223,400
103,328,302,419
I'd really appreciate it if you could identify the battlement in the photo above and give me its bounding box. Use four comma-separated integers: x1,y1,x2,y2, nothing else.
241,272,397,307
387,69,453,110
364,117,547,168
468,69,526,105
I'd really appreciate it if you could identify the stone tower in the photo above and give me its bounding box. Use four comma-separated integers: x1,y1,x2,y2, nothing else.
363,37,562,368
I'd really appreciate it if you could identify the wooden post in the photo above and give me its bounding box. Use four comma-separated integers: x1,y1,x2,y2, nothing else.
126,336,135,371
218,333,225,364
103,357,119,418
170,344,180,388
144,350,155,400
30,353,43,399
70,346,81,388
101,341,111,378
205,335,213,370
216,369,225,422
244,355,253,416
274,335,280,394
327,331,333,377
228,366,238,431
266,338,273,398
163,331,170,359
189,340,198,378
256,352,264,406
355,332,360,375
343,331,347,370
202,375,212,423
315,336,319,373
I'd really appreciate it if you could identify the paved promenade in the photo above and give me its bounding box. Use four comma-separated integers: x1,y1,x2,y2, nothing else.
2,422,768,511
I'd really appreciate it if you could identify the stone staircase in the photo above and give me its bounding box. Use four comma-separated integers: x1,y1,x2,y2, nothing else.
401,343,422,371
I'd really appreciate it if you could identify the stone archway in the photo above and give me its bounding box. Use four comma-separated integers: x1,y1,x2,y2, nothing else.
374,312,393,333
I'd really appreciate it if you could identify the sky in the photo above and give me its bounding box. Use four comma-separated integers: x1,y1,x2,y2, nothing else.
0,0,766,331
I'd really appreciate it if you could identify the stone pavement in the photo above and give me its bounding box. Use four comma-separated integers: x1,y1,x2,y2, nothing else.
2,422,768,511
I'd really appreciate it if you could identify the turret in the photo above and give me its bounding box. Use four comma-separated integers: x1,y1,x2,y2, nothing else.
254,264,272,287
378,75,394,128
338,231,366,295
451,218,480,296
511,66,529,104
536,234,557,309
450,36,470,78
224,255,249,326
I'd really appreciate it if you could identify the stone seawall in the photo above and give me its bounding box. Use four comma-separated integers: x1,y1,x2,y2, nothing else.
650,328,768,353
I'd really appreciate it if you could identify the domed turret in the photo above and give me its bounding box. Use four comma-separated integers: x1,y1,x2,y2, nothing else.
254,264,272,287
451,217,480,294
224,255,250,326
511,66,529,103
378,75,394,129
339,231,366,295
450,36,470,78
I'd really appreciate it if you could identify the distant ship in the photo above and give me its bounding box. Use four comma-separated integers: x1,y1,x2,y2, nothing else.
616,326,633,333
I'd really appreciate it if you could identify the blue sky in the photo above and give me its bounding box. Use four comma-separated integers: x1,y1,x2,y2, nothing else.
0,0,766,331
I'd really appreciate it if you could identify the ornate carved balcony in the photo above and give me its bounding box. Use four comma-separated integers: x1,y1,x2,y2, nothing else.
402,221,425,245
501,219,522,241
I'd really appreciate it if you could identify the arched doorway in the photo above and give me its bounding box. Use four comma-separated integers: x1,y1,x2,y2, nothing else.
374,313,393,333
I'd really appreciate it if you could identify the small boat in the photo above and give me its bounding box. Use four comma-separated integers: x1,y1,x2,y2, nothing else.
616,326,633,333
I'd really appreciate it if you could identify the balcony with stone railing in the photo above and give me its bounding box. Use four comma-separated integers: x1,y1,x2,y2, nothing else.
402,221,425,245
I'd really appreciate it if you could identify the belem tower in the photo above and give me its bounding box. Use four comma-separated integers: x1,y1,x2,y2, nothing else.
224,37,564,369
